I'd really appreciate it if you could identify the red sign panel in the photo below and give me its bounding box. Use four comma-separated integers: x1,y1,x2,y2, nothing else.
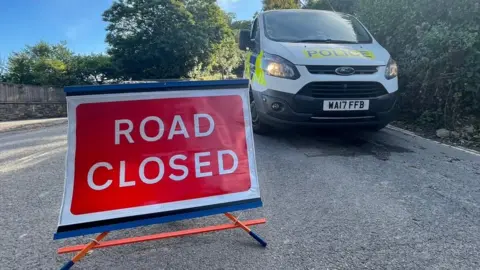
55,85,260,240
72,95,251,214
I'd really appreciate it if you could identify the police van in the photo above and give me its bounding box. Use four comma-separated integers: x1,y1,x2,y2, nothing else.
239,9,399,134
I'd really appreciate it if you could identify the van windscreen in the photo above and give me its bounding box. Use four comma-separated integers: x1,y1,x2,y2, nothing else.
263,10,373,44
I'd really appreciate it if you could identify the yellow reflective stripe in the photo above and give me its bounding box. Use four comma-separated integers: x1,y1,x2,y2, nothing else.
244,51,252,79
254,50,266,86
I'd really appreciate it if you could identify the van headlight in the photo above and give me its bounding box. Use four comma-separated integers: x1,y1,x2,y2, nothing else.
262,52,300,80
385,58,398,79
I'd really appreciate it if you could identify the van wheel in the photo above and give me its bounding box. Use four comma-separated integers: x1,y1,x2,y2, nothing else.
250,98,271,134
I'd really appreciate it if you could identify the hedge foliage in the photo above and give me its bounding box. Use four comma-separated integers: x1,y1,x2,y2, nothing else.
355,0,480,130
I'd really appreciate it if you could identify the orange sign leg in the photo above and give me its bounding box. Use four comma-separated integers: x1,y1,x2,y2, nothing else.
60,232,109,270
225,213,267,247
58,218,266,269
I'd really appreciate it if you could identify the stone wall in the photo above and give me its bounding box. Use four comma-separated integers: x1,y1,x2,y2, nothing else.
0,83,66,121
0,103,67,121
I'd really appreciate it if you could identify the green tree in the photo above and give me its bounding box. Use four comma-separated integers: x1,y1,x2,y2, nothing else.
225,11,252,31
103,0,230,80
6,41,75,86
356,0,480,130
186,0,233,69
303,0,329,9
0,55,8,82
208,35,241,79
333,0,357,13
70,54,118,85
5,52,34,84
263,0,300,10
302,0,356,13
231,20,252,31
5,41,121,86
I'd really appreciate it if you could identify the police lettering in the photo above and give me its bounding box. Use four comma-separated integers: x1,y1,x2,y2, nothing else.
304,49,375,59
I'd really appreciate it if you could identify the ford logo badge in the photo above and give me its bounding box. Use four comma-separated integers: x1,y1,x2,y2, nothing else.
335,67,355,75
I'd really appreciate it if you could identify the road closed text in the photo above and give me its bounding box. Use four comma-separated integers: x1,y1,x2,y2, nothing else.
87,114,239,191
87,150,239,190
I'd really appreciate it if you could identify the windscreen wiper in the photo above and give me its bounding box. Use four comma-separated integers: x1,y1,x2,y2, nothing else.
294,39,358,44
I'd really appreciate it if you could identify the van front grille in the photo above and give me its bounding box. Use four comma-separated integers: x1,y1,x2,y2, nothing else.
306,65,379,75
297,81,388,99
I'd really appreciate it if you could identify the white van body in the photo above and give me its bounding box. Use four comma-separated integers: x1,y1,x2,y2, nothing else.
239,9,399,133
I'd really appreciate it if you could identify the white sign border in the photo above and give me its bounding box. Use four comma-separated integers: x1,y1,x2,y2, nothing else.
58,88,260,226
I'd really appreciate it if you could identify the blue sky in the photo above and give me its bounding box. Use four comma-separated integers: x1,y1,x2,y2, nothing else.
0,0,261,58
218,0,261,20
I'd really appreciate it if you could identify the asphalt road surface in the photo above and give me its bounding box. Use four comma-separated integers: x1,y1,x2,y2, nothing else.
1,124,479,270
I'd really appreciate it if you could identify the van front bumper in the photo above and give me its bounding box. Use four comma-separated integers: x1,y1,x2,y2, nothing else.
251,89,399,128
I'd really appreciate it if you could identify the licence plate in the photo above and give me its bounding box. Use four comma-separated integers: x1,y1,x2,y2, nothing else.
323,100,369,111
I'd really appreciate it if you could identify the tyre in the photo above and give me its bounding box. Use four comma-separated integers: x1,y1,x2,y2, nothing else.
250,96,271,134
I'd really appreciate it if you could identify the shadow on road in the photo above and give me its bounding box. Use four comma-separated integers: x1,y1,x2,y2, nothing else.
264,127,413,161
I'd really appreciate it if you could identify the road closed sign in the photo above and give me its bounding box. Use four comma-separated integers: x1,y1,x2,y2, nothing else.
55,80,261,239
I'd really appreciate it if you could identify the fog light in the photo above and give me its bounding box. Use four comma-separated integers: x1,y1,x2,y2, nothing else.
271,102,283,111
262,96,267,103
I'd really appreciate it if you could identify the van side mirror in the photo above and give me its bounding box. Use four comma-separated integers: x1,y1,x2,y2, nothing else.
239,29,253,51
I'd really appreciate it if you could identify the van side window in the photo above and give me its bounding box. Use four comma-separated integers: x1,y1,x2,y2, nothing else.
251,18,261,52
251,18,258,40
